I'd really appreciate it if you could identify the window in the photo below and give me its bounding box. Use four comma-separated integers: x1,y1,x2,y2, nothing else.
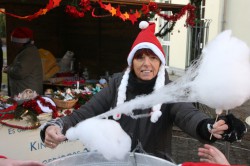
157,0,171,65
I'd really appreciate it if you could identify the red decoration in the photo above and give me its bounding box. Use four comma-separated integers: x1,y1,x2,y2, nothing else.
0,0,62,21
104,3,112,11
0,97,42,130
0,120,40,130
0,100,17,120
129,14,138,25
157,3,196,26
53,0,62,8
55,72,74,77
0,0,196,26
80,0,92,11
0,96,61,130
93,1,195,26
115,6,122,17
141,4,150,15
62,78,85,86
22,96,61,119
65,0,92,18
66,5,85,18
148,2,158,12
63,109,72,115
91,8,111,18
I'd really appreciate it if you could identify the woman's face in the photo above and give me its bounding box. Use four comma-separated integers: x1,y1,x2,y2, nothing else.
132,53,161,80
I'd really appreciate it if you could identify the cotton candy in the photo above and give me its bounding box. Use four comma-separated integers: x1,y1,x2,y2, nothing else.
66,118,131,160
192,30,250,110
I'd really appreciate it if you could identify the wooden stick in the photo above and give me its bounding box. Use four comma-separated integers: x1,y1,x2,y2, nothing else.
210,109,223,140
210,114,219,140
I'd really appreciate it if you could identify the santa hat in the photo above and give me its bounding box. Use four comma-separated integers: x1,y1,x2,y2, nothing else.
114,21,166,123
127,21,166,66
11,27,34,44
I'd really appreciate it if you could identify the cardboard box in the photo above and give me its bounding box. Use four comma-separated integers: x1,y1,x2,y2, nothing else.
0,118,85,164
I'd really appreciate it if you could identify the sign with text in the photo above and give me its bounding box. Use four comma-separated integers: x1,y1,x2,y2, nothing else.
0,123,84,164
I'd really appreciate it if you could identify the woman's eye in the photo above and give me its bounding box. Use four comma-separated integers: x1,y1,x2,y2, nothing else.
135,55,143,59
149,56,157,60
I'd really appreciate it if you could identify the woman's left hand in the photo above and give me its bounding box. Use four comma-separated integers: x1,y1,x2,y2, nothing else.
209,119,228,139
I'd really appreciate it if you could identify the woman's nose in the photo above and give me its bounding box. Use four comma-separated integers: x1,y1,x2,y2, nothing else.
143,56,151,65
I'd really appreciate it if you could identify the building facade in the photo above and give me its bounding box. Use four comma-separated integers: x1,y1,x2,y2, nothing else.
162,0,250,76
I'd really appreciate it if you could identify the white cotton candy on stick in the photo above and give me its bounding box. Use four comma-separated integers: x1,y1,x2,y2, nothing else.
192,30,250,112
66,118,131,161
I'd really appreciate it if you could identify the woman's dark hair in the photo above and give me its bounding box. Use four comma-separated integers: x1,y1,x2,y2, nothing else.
133,48,157,59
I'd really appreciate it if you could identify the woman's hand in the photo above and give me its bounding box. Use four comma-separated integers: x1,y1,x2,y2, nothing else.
198,144,230,165
209,119,228,139
0,158,45,166
44,125,67,149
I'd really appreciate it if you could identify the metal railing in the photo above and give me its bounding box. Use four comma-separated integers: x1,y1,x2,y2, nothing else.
186,19,212,68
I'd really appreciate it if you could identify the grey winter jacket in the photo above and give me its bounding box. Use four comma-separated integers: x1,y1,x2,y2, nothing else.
7,44,43,96
41,71,211,159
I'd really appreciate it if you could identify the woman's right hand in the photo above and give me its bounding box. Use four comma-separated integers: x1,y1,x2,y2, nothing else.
44,125,67,149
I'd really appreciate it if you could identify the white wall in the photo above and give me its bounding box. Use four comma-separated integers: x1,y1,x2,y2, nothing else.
224,0,250,47
204,0,224,42
205,0,250,46
158,0,250,75
168,0,189,72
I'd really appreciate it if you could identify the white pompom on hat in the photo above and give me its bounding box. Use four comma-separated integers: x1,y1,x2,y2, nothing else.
114,21,166,123
11,27,34,44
